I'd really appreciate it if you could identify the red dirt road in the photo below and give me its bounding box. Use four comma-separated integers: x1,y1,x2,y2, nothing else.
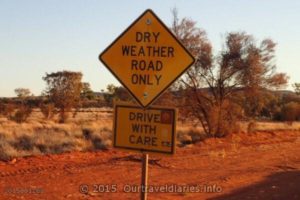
1,131,300,200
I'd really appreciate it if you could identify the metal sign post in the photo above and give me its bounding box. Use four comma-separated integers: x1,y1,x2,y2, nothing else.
141,153,148,200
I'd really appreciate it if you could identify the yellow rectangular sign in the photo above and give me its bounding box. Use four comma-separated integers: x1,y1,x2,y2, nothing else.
113,103,177,154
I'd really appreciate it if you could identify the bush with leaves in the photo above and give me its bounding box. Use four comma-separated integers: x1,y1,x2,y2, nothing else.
43,71,83,123
280,102,300,121
0,103,15,118
104,84,132,106
170,9,288,137
293,83,300,95
11,105,32,123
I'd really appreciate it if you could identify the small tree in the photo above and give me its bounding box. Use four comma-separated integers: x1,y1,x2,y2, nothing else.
114,87,131,101
43,71,83,123
12,105,32,123
103,84,116,106
171,10,288,137
106,84,117,94
0,103,15,118
14,88,31,98
81,82,95,100
280,102,300,121
293,83,300,95
103,84,131,105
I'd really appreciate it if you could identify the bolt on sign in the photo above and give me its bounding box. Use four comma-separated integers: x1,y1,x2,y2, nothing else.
99,9,195,108
113,103,177,154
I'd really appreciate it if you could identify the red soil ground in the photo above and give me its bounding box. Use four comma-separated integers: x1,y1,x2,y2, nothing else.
0,131,300,200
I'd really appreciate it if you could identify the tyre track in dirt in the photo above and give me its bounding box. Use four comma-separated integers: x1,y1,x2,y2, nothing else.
0,155,169,178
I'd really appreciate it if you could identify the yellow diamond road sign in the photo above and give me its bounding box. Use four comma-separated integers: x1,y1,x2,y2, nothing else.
99,9,195,107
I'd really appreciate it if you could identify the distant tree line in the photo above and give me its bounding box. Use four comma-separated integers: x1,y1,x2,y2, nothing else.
0,75,299,125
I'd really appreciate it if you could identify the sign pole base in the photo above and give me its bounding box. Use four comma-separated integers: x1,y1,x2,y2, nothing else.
141,153,148,200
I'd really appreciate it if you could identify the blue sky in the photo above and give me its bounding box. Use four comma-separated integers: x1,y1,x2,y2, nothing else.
0,0,299,97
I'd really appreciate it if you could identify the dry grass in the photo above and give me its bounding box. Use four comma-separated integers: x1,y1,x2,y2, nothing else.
176,124,204,146
250,121,300,131
176,121,300,146
0,108,300,161
235,121,300,134
0,108,113,161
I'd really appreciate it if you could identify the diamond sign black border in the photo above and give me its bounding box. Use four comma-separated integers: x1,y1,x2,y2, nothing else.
99,9,195,108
